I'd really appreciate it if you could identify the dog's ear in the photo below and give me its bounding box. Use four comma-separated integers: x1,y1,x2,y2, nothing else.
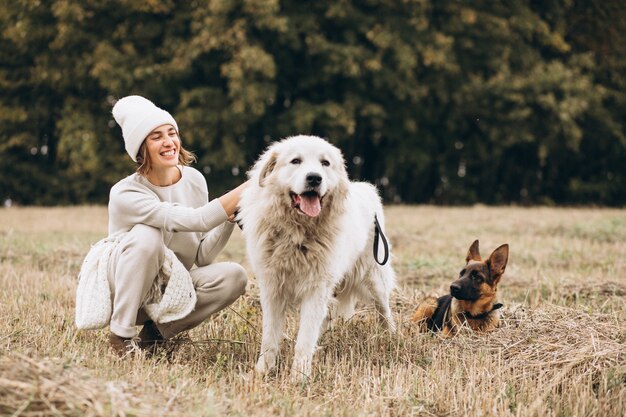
487,244,509,282
258,152,277,187
466,239,481,263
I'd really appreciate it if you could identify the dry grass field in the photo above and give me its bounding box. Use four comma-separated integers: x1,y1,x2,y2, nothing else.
1,205,624,416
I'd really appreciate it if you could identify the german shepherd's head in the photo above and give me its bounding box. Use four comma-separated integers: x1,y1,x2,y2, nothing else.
450,240,509,317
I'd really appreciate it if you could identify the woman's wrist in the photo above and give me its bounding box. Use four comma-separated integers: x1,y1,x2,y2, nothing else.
218,180,250,217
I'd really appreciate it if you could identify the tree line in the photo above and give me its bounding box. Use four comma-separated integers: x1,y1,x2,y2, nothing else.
1,0,625,206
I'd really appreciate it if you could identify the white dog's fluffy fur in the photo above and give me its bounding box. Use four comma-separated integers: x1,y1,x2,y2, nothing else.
238,135,395,378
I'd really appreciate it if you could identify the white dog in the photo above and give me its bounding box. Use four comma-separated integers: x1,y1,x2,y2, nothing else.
238,135,396,379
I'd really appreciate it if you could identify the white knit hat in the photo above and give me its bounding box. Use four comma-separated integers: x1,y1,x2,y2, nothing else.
112,95,179,162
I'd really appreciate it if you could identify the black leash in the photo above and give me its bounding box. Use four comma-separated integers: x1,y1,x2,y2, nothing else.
373,214,389,265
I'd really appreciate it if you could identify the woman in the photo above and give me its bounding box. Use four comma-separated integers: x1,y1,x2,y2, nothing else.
104,95,248,355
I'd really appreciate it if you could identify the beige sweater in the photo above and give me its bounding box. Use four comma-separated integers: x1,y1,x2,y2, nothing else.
107,166,234,269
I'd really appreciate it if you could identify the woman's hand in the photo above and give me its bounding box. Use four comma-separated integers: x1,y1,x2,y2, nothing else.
218,180,251,218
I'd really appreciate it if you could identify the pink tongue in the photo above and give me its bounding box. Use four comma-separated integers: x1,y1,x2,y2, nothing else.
300,194,321,217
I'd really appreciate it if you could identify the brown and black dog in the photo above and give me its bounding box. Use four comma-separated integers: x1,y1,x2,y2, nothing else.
412,240,509,336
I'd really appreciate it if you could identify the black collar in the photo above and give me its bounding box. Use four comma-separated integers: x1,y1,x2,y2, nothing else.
465,303,503,320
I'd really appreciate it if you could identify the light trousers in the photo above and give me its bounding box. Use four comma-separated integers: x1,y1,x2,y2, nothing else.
107,224,247,339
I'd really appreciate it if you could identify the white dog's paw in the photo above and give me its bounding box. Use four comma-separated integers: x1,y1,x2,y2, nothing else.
385,317,397,334
255,352,277,375
290,355,312,382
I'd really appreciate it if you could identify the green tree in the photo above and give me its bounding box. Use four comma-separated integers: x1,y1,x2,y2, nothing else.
1,0,624,206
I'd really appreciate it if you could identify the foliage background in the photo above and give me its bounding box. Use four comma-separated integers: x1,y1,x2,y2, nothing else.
1,0,625,206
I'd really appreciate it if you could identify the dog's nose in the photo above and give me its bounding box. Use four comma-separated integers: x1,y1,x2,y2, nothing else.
450,283,461,295
306,173,322,187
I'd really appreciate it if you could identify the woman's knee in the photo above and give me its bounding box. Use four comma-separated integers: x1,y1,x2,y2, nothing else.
192,262,248,300
122,224,165,261
227,263,248,297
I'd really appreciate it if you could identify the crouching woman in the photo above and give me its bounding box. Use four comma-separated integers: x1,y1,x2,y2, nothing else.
76,95,248,355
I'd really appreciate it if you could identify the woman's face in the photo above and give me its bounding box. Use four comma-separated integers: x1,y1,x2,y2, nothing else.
145,124,180,171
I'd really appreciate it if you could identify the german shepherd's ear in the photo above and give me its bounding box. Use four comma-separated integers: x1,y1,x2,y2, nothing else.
258,152,277,187
466,239,481,263
487,244,509,282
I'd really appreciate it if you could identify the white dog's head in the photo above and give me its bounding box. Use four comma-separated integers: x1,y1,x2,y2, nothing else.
251,135,349,218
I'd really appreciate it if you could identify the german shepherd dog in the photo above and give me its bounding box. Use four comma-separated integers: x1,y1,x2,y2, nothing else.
412,240,508,336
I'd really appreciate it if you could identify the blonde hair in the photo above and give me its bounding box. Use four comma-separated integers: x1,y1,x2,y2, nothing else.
135,135,196,176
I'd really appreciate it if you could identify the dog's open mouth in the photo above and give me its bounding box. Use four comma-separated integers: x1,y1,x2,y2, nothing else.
290,191,322,217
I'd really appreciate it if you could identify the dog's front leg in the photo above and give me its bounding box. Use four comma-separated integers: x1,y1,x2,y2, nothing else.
256,292,286,375
291,292,329,381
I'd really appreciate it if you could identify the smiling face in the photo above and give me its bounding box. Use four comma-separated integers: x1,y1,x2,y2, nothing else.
258,136,348,217
144,124,180,171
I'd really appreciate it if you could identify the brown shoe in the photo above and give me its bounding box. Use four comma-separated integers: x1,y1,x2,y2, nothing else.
137,320,165,355
109,332,137,356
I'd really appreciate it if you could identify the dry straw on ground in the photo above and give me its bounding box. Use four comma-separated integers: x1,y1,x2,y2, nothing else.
0,205,624,416
0,353,215,417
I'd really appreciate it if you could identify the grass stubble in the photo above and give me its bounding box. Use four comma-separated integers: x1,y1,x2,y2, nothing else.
0,205,624,416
